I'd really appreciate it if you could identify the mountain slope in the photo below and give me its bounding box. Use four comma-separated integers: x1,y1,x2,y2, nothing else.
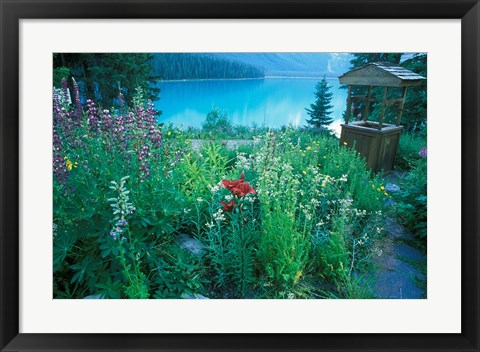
213,53,353,77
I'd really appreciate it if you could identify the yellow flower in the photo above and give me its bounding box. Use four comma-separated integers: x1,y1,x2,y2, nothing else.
321,182,326,187
294,271,302,282
343,141,348,145
306,146,311,151
167,131,171,136
384,192,389,196
65,159,73,171
380,186,385,191
371,184,375,189
302,170,307,175
323,156,327,159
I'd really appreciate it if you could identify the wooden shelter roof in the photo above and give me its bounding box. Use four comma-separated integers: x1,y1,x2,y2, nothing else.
339,62,426,87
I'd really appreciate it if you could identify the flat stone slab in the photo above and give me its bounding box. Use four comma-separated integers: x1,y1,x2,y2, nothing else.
177,234,205,257
181,293,210,299
385,183,401,193
191,139,257,151
373,269,424,299
395,242,425,262
369,216,426,299
385,217,415,241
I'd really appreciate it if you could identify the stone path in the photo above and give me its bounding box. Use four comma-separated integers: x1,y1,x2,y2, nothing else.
367,211,427,299
191,139,256,151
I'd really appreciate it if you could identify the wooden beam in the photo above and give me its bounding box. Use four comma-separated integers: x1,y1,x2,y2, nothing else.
378,86,388,130
363,86,372,121
350,95,368,101
345,85,352,124
396,86,408,126
385,98,404,107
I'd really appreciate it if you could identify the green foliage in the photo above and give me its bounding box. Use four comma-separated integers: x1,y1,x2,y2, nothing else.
204,196,259,298
401,54,427,133
259,207,308,291
53,66,71,87
153,244,208,298
323,142,384,213
394,157,427,239
201,108,234,135
349,53,402,68
305,76,334,130
396,132,427,170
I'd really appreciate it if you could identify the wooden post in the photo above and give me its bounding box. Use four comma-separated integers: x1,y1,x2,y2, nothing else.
396,86,408,126
363,85,371,121
378,86,388,130
345,85,352,124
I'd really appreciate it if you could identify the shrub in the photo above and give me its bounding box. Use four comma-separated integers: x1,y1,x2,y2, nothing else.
396,132,427,170
202,108,233,135
394,156,427,239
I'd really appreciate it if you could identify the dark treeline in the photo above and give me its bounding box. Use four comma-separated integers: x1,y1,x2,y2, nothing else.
152,53,265,80
53,53,160,107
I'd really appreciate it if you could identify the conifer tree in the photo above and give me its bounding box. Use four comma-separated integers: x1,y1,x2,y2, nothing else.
305,76,334,130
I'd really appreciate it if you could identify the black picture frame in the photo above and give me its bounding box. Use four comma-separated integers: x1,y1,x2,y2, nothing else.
1,0,479,351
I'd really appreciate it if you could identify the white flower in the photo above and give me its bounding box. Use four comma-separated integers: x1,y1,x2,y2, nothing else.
205,222,215,229
213,209,226,222
197,197,203,203
208,184,221,193
245,195,255,203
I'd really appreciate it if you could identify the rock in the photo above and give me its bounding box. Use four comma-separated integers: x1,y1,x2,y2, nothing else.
181,293,209,299
394,243,425,262
368,216,426,299
385,217,415,241
373,269,424,299
385,183,400,192
384,198,396,207
177,234,205,257
84,294,104,299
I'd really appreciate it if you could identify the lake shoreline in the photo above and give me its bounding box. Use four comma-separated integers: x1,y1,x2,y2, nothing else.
158,76,340,83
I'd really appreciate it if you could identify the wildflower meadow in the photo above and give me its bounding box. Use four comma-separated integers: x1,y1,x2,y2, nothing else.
53,54,427,299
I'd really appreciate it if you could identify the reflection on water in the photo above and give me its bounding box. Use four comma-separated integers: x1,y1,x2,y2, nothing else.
155,78,347,134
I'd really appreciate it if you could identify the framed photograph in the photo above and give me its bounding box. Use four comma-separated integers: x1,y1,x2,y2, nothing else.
1,0,479,351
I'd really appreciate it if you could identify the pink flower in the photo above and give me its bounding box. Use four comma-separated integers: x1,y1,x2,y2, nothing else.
419,148,427,158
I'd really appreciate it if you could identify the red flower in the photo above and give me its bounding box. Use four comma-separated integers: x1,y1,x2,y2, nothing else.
230,182,256,197
221,171,256,198
221,171,245,190
219,199,236,213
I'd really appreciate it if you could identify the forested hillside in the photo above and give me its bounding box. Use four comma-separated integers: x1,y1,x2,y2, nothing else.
152,54,265,80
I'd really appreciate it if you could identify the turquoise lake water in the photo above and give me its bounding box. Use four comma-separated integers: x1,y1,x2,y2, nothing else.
155,78,347,134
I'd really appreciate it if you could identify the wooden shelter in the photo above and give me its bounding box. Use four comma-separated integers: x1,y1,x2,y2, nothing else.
338,62,426,173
